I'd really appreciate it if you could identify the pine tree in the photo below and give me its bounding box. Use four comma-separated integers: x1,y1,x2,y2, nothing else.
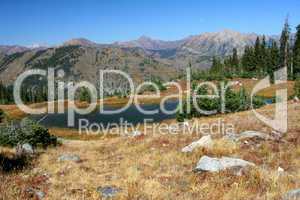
266,40,280,82
279,17,291,77
254,36,262,72
242,46,255,72
293,24,300,79
210,56,224,74
260,35,268,74
231,48,239,73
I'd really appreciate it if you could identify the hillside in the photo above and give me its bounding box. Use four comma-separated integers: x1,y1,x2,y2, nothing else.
1,101,299,199
0,45,178,85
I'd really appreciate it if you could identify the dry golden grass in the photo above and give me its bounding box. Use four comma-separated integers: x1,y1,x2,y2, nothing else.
1,101,299,200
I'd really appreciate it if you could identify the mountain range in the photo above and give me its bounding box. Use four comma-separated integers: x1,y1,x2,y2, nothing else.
0,29,282,85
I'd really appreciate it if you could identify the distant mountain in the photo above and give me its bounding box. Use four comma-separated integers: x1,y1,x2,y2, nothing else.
0,45,29,55
0,29,290,84
63,38,98,47
113,30,280,68
115,36,185,50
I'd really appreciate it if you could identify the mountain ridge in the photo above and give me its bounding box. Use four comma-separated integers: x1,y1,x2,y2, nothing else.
0,29,292,85
0,29,280,55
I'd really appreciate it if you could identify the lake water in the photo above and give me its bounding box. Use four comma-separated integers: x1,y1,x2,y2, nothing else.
30,101,178,129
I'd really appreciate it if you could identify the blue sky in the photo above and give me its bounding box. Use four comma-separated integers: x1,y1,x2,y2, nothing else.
1,0,300,46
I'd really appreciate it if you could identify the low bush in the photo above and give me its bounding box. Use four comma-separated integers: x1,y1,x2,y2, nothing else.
0,118,57,148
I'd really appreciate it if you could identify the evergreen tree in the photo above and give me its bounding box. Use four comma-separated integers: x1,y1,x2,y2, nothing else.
241,46,255,72
279,17,291,77
293,24,300,79
231,48,239,73
260,35,268,74
254,36,261,72
267,40,280,81
210,56,224,74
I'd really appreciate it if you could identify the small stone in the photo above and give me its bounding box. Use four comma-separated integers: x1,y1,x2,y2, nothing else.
57,154,81,162
16,143,34,156
182,135,213,153
35,191,45,200
278,167,284,173
25,188,45,200
283,189,300,200
96,186,121,199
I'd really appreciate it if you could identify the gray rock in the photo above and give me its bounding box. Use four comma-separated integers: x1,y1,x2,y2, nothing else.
195,156,255,173
35,191,45,200
16,143,34,156
283,189,300,200
97,186,121,199
181,135,213,153
57,154,81,162
26,188,45,200
223,131,272,142
238,131,272,141
195,156,222,172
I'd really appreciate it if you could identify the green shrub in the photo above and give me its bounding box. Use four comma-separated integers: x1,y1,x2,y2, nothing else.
0,118,57,148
